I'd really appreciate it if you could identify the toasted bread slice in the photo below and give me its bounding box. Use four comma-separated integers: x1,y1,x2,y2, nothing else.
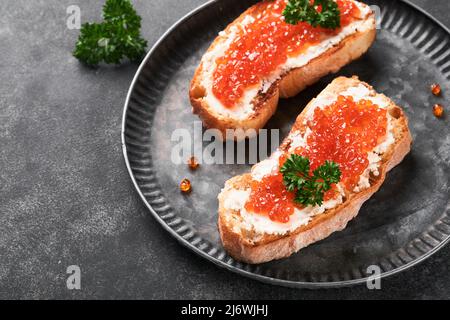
218,76,412,264
190,1,376,140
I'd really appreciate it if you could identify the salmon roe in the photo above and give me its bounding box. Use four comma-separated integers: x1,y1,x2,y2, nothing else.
433,104,444,118
431,83,442,96
244,173,296,223
212,0,361,108
180,179,192,193
245,95,388,223
187,156,200,170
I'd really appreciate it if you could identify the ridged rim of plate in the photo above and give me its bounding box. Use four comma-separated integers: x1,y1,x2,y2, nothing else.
121,0,450,288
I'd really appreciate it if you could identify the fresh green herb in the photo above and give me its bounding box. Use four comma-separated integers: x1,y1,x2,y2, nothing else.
73,0,147,66
280,154,341,206
283,0,341,29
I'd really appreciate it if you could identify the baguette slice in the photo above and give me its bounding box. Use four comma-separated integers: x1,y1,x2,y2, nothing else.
218,76,412,264
190,0,376,140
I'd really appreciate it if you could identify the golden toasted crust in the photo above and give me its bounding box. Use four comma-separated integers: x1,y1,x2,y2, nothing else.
189,1,376,140
218,76,413,264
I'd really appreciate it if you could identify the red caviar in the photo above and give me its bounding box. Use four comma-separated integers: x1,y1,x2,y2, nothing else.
431,83,441,96
244,173,296,223
297,96,387,190
180,179,192,193
187,156,200,170
245,95,388,223
433,104,444,118
212,0,361,108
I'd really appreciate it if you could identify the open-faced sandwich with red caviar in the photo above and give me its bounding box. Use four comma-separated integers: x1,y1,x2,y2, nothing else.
190,0,377,139
218,76,412,264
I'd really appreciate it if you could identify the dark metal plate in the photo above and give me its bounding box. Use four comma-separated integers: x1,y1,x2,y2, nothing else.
122,0,450,288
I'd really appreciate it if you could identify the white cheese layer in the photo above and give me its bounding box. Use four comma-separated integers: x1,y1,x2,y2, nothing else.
250,152,281,182
224,185,345,235
226,83,397,235
200,1,374,120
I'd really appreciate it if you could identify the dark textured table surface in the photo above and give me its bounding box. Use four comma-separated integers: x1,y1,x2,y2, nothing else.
0,0,449,299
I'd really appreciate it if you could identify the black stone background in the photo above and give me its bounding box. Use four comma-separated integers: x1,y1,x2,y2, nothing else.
0,0,448,299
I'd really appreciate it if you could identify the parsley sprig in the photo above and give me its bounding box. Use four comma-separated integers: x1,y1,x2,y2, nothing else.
280,154,341,206
283,0,341,29
73,0,147,66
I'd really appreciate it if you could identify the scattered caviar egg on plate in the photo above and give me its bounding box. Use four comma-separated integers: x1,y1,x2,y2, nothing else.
431,83,442,96
180,178,192,193
187,156,199,170
433,104,444,118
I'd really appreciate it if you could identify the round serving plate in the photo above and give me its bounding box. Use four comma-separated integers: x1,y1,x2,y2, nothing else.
122,0,450,288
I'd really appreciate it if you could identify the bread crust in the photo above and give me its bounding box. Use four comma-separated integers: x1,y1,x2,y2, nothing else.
190,1,376,140
218,76,413,264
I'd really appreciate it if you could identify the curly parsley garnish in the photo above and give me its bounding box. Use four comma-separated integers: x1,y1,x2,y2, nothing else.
280,154,341,207
283,0,341,29
73,0,147,66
